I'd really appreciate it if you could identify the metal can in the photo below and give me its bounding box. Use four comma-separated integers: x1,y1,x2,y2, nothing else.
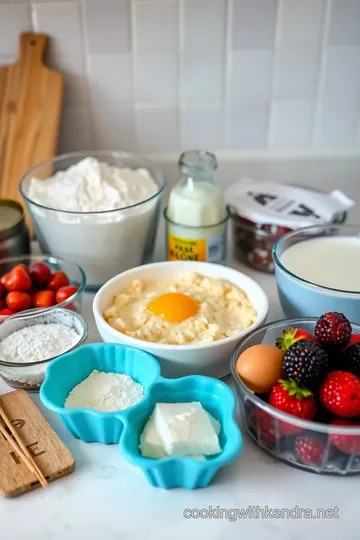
0,200,30,259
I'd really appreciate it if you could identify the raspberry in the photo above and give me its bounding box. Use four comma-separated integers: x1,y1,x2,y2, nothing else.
342,343,360,377
295,435,327,465
282,340,329,388
315,312,352,348
320,371,360,417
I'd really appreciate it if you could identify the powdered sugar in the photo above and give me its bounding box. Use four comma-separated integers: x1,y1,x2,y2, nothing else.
65,370,144,412
0,323,80,364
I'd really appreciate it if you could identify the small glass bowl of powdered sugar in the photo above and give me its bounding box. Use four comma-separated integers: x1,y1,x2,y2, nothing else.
0,308,88,391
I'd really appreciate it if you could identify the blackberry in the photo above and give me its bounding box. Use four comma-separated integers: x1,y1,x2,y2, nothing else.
282,339,329,388
342,343,360,377
315,312,352,348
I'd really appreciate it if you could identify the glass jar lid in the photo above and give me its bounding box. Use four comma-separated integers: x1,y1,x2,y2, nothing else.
0,200,24,240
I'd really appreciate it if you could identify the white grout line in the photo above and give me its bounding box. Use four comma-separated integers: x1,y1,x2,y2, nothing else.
178,0,184,150
130,0,139,150
79,0,94,151
30,2,38,32
267,0,284,148
311,0,332,147
223,0,233,149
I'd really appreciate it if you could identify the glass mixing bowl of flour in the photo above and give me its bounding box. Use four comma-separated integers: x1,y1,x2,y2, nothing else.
20,151,167,289
0,308,88,391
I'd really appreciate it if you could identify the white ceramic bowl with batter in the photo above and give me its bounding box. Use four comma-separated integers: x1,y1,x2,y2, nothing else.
93,261,268,379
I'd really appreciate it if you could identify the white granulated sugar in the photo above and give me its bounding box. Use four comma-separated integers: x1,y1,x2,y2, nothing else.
27,156,158,212
65,370,145,412
0,323,80,364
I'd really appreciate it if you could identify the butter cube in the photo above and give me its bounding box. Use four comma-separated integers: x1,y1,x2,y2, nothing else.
153,402,221,457
139,416,167,458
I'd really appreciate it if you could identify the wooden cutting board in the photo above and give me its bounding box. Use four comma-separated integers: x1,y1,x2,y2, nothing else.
0,390,74,498
0,33,64,231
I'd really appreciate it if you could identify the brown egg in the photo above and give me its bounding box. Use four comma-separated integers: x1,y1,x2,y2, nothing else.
236,344,284,394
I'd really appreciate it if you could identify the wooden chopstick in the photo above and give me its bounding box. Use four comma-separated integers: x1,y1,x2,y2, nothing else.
0,405,48,488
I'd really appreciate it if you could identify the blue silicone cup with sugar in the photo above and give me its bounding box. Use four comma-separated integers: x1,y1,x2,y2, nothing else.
40,343,161,444
119,376,243,490
40,342,243,489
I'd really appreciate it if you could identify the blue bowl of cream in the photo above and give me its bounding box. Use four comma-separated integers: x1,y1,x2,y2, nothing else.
40,343,242,490
273,225,360,323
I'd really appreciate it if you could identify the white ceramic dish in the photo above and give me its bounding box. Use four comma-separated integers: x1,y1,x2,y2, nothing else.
93,261,269,379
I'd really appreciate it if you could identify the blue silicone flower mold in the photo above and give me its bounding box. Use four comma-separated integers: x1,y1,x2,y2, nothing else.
40,343,243,489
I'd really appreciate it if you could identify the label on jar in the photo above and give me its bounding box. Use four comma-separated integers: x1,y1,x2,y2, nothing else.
168,232,226,263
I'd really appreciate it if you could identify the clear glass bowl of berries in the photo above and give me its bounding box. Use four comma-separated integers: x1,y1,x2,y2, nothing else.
0,255,86,323
231,312,360,475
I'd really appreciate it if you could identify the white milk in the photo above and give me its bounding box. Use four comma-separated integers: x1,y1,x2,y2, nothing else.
281,236,360,291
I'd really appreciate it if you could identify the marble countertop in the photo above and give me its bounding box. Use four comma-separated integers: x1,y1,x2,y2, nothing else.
1,156,360,540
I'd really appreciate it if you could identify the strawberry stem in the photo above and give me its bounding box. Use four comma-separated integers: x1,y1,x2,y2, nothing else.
278,379,313,400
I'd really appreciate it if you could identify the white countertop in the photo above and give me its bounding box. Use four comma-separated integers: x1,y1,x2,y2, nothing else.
1,156,360,540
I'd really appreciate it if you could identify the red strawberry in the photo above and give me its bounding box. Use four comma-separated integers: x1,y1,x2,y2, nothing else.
269,379,316,435
330,419,360,454
315,312,352,348
251,407,276,444
295,435,327,465
275,327,316,352
320,371,360,417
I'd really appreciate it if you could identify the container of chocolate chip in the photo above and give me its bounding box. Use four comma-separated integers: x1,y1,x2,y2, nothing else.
226,180,352,273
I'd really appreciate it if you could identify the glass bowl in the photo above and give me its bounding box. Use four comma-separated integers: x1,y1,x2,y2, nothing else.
0,255,86,324
0,307,88,391
19,151,166,290
231,317,360,476
273,224,360,324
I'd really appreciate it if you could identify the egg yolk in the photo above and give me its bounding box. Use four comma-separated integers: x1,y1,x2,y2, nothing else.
147,292,198,323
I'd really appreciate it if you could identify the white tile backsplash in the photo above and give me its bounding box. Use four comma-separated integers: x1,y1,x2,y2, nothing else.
280,0,325,47
322,47,360,100
84,0,131,54
134,0,178,52
232,0,277,50
92,105,135,151
230,49,273,101
181,104,224,150
228,100,269,148
329,0,360,47
135,52,178,104
89,54,133,104
183,0,226,51
273,48,320,100
135,106,179,150
0,3,31,55
33,2,83,57
58,105,93,153
182,50,224,101
316,98,359,147
1,0,360,153
269,100,314,148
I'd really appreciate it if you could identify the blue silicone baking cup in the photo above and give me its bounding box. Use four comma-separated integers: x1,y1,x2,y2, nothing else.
40,342,243,489
40,343,161,443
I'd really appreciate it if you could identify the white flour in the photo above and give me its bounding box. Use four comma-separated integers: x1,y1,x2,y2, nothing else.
25,157,163,287
0,323,80,364
65,370,145,412
27,157,158,213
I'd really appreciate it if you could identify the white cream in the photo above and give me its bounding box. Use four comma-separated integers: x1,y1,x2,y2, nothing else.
281,236,360,291
153,402,221,457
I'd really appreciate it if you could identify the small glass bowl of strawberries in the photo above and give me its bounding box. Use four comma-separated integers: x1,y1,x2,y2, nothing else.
0,255,86,323
231,312,360,475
